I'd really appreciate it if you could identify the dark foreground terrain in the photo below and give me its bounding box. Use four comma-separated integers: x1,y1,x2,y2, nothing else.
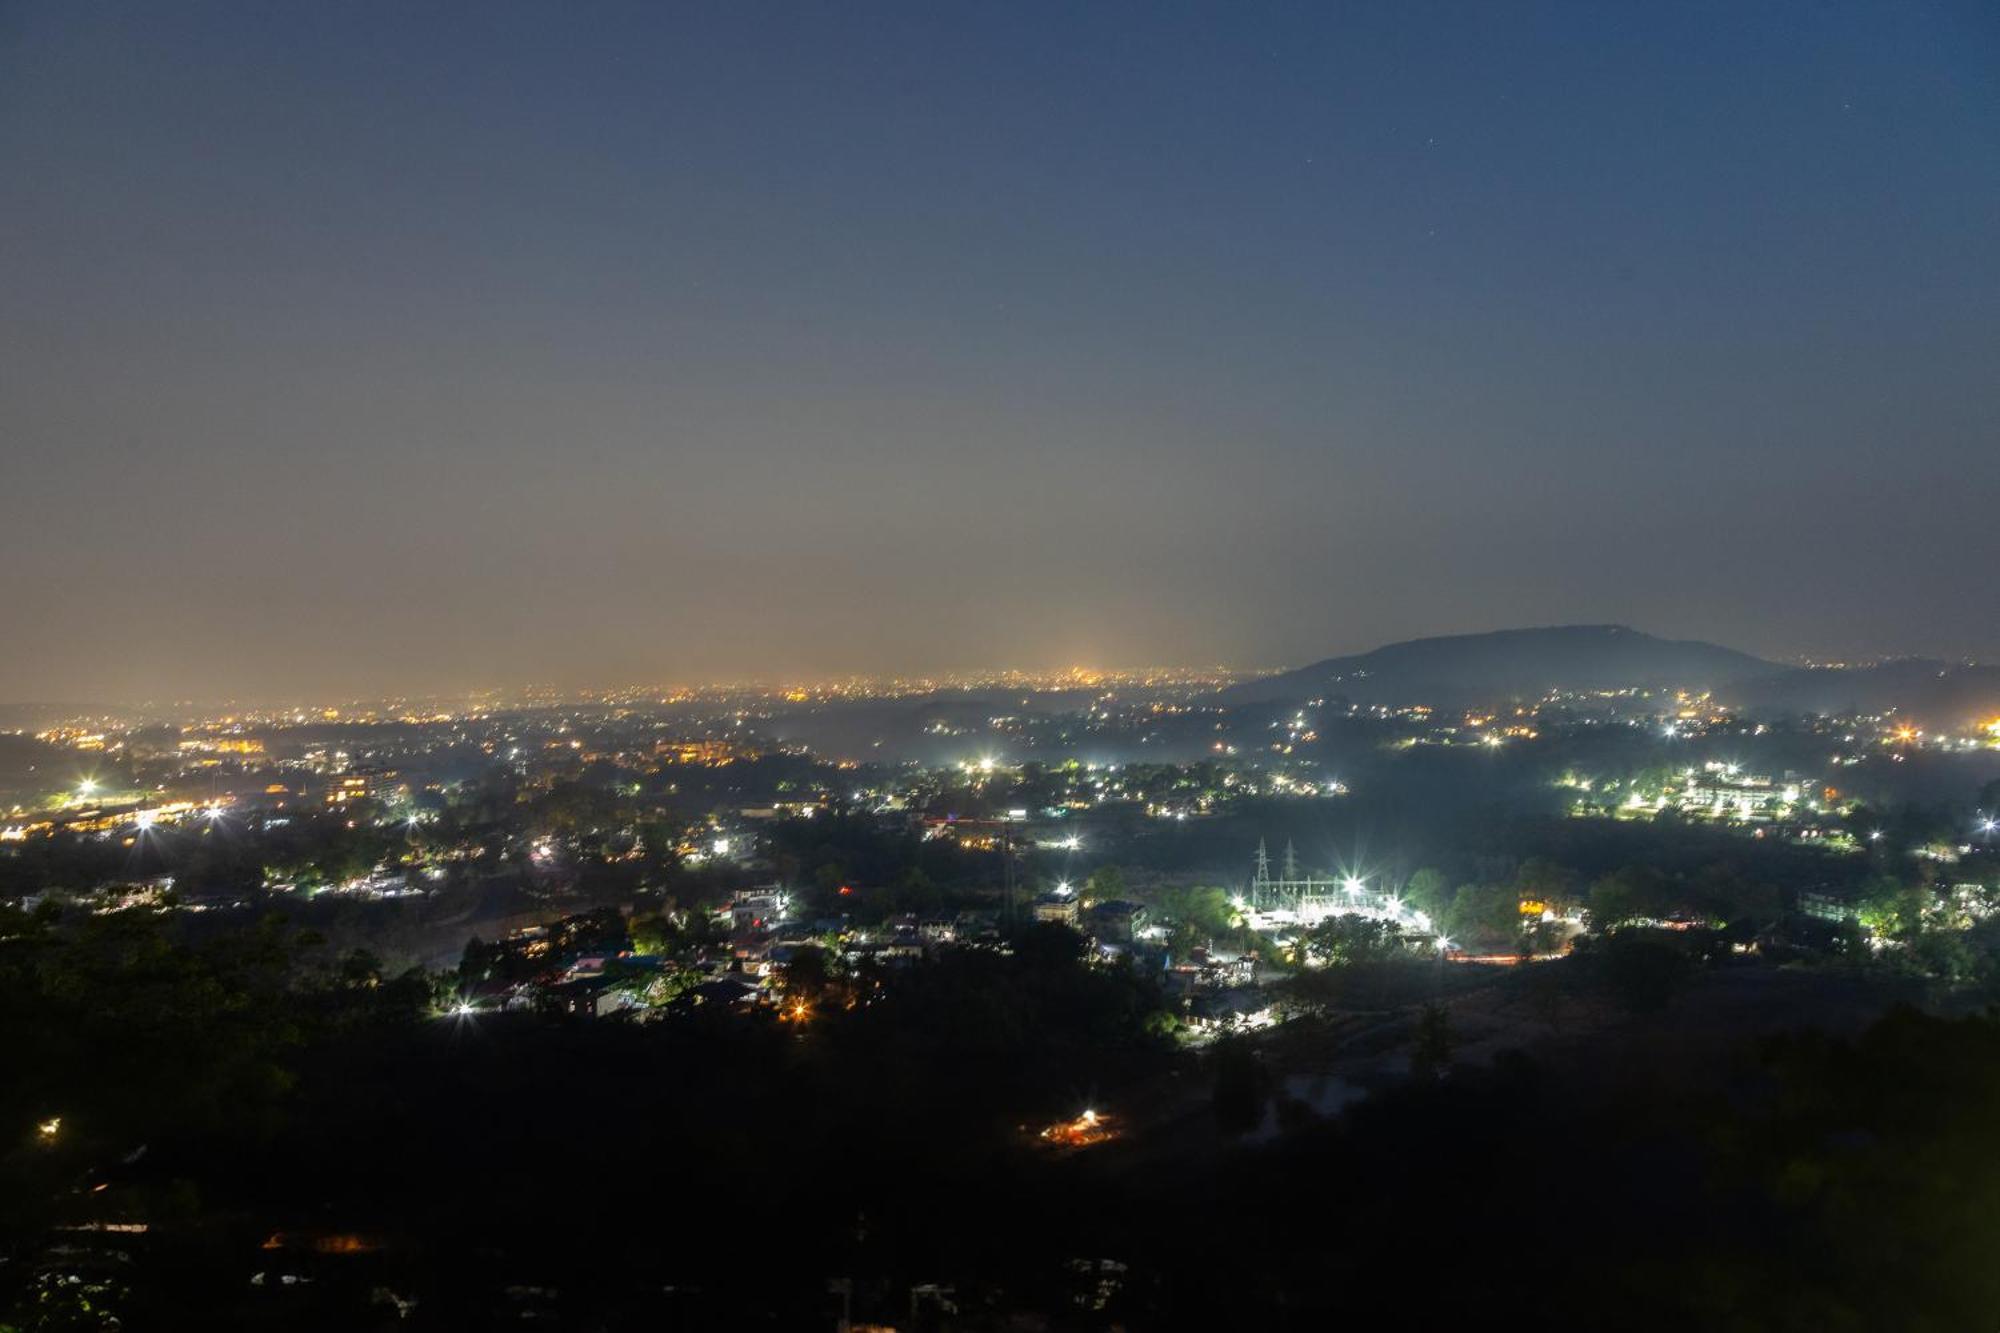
6,897,1999,1331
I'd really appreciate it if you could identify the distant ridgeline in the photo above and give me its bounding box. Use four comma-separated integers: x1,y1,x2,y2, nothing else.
1218,624,1999,727
1216,625,1777,707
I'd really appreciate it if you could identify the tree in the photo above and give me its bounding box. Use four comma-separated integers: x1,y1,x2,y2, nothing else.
1293,915,1412,967
1856,877,1928,940
1165,918,1206,959
1211,1036,1268,1134
780,944,833,999
1154,884,1236,952
1443,883,1518,949
1588,865,1672,929
889,865,942,915
1594,933,1692,1015
627,913,679,957
1011,921,1090,970
1518,919,1566,959
1084,866,1127,902
1514,857,1578,915
1411,1003,1453,1079
1403,868,1451,922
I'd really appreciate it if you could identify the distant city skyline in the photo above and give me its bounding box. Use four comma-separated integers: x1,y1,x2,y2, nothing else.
4,2,1996,701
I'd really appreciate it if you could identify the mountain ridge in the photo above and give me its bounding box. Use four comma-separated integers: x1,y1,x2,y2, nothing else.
1217,624,1780,707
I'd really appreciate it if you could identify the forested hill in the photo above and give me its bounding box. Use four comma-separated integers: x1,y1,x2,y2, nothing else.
1220,625,1778,706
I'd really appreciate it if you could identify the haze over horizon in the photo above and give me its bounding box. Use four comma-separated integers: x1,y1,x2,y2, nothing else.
0,620,1973,714
5,2,1997,702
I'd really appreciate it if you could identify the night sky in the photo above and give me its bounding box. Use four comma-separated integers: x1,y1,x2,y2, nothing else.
3,2,1996,702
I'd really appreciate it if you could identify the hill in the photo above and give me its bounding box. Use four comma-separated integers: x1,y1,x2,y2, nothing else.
1218,625,1778,707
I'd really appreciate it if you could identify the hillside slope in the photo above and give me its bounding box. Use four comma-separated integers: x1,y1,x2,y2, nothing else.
1220,625,1778,706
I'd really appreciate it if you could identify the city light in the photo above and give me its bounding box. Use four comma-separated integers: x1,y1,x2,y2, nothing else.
1038,1108,1117,1148
2,10,1992,1315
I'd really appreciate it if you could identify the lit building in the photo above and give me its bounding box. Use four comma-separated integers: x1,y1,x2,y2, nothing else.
1032,893,1080,926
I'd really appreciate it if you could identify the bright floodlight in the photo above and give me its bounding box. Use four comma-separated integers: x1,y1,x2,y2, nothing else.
77,779,98,797
1342,876,1364,894
453,1002,475,1017
134,810,157,831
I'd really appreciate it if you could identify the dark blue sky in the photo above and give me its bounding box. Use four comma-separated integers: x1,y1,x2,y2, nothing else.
3,1,1996,700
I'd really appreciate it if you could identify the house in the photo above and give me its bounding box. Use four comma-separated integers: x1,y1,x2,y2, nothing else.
1032,893,1080,926
1084,899,1148,943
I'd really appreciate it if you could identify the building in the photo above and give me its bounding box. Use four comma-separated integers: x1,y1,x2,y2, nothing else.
1677,763,1811,822
1084,899,1149,944
1032,893,1080,926
323,765,404,806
